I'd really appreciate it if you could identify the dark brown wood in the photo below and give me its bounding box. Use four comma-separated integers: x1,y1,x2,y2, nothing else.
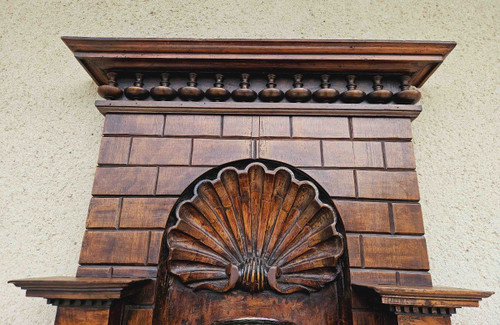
95,101,423,119
178,72,204,101
313,74,339,103
340,75,366,103
232,73,257,102
124,73,149,100
259,74,285,102
285,74,312,102
206,73,231,101
367,75,393,104
154,160,352,324
394,75,422,104
150,73,177,101
61,37,456,87
97,72,123,100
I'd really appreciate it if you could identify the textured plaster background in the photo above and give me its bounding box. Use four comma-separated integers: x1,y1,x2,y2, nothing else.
0,1,498,324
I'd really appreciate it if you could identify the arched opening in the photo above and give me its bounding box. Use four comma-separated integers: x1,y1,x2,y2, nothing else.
153,159,352,325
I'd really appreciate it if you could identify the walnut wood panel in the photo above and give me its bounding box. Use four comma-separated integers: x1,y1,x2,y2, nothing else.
120,198,176,229
350,269,396,285
55,307,110,325
291,116,349,138
323,141,384,168
384,142,417,169
258,140,322,167
80,231,150,265
362,236,429,270
76,266,112,278
334,201,390,233
86,198,121,229
191,139,253,165
129,138,191,165
346,234,361,267
96,101,423,119
126,308,153,325
223,116,258,137
392,203,425,235
92,167,158,195
103,114,164,136
352,118,412,139
357,171,420,200
148,231,163,265
304,169,356,198
396,315,451,325
97,137,131,165
260,116,291,137
164,114,221,136
156,167,210,195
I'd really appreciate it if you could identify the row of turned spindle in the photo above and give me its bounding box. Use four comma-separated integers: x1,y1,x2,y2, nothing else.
98,72,421,104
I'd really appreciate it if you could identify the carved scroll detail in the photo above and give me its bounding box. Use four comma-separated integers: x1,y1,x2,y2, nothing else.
167,162,344,294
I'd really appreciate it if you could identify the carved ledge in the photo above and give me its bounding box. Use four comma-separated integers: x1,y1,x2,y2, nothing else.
9,276,150,304
353,283,493,315
95,100,422,119
62,37,455,88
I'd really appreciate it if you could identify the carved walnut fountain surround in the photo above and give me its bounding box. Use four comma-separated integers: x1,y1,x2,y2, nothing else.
10,38,492,324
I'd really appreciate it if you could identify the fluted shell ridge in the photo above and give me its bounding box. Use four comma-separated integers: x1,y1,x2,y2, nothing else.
167,162,344,294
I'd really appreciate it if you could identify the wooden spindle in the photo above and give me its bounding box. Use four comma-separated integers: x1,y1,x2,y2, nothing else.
97,72,123,100
367,75,393,104
312,74,339,103
394,75,421,104
285,74,311,102
124,73,149,100
232,73,257,102
206,73,230,102
178,73,204,101
340,75,365,103
259,74,284,102
150,73,177,101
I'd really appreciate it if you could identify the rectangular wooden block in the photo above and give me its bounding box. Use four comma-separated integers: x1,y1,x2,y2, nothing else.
292,116,349,138
334,200,390,233
86,198,121,229
79,231,150,265
76,266,112,278
357,171,420,200
384,141,416,169
322,141,384,168
156,167,210,195
393,203,425,235
258,139,322,167
92,167,157,195
112,266,158,278
129,138,191,165
98,137,131,165
259,116,290,137
191,139,253,165
223,116,254,137
104,114,164,136
304,169,356,197
148,231,163,265
397,315,451,325
352,118,412,139
126,308,153,324
399,271,432,286
55,306,110,325
347,234,362,267
120,198,176,228
164,114,220,136
363,235,430,270
350,269,397,285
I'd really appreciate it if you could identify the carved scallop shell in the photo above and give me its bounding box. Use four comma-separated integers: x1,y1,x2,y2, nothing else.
167,162,344,294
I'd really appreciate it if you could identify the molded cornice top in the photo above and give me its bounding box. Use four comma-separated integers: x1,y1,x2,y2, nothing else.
62,37,455,87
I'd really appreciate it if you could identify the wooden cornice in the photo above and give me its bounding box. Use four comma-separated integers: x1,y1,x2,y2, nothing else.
62,37,455,87
353,283,493,309
9,276,150,301
95,100,422,119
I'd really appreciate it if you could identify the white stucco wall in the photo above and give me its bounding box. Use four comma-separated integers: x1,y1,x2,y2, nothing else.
1,1,498,324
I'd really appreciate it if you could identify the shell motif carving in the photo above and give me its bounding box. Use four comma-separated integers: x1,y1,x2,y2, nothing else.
167,163,344,294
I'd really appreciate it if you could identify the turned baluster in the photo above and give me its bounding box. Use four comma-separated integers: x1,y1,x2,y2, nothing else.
367,75,393,104
97,72,123,100
206,73,230,102
285,74,312,102
124,73,149,100
150,73,177,101
312,74,339,103
394,75,421,104
232,73,257,102
340,75,366,103
259,74,284,102
178,73,204,101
